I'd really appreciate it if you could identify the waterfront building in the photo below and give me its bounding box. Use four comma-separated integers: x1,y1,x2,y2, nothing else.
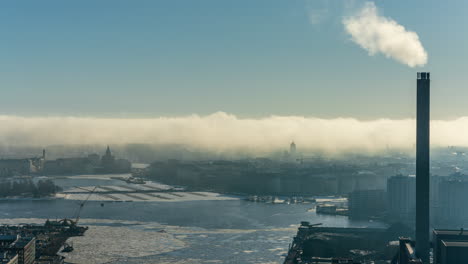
10,238,34,264
348,189,386,218
0,236,35,264
283,222,400,263
0,150,46,177
43,157,96,175
0,251,18,264
440,241,468,264
0,159,33,177
98,146,131,173
43,146,131,175
387,175,415,223
101,146,115,171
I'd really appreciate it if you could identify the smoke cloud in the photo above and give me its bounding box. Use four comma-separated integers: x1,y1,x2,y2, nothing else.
343,2,428,67
0,112,467,155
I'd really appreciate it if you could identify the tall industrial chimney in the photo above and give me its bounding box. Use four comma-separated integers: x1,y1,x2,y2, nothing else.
416,72,430,263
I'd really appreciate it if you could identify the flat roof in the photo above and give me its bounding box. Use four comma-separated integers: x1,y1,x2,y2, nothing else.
434,229,468,236
442,240,468,247
10,237,34,248
0,236,17,242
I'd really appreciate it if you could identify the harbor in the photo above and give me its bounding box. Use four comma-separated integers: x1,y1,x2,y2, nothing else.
0,173,386,264
0,219,88,263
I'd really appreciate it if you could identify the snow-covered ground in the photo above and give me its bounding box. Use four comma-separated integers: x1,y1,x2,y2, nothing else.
59,178,238,202
57,191,238,202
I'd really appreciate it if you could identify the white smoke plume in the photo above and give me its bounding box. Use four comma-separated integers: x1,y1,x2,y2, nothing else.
343,2,428,67
0,112,467,155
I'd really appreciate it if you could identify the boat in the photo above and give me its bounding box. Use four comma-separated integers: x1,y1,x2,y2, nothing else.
316,204,337,214
125,177,146,184
272,197,285,204
61,242,74,253
246,195,258,202
304,197,317,203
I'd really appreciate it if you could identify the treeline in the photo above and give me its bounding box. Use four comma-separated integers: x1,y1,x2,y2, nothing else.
0,179,62,198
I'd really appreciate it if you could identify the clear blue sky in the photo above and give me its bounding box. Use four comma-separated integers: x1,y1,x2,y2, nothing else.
0,0,466,119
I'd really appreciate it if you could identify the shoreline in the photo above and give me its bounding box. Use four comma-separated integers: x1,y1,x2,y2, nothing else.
0,196,64,201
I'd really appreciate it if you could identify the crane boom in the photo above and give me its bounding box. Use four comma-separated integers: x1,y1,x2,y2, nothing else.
73,186,97,224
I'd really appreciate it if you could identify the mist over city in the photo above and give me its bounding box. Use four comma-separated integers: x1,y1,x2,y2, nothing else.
4,113,468,156
0,1,467,264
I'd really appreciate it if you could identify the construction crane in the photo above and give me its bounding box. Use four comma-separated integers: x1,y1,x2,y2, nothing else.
72,186,98,225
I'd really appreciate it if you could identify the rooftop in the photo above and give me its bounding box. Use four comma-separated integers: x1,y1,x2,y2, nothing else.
442,240,468,247
434,229,468,236
0,236,17,242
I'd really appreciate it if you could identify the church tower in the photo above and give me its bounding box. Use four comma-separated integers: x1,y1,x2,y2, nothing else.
105,146,112,157
290,141,297,156
101,145,115,172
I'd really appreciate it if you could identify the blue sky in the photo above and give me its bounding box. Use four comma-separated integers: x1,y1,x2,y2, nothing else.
0,0,466,119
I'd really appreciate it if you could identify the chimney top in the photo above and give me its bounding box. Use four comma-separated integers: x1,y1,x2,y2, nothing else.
417,72,430,80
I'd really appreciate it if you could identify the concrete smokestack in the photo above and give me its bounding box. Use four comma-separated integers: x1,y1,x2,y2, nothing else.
416,72,430,263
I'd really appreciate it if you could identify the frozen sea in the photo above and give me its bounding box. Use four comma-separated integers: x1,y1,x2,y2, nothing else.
0,174,386,264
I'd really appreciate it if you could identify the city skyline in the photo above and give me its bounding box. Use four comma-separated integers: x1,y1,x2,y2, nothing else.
1,2,467,263
1,0,467,119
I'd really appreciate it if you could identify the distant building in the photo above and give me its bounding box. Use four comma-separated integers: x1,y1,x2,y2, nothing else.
437,179,468,226
284,141,298,163
43,157,96,175
430,175,444,224
97,146,131,174
0,151,45,177
87,153,100,165
43,146,131,175
290,141,296,156
387,175,416,223
348,189,386,219
0,160,33,177
101,146,115,172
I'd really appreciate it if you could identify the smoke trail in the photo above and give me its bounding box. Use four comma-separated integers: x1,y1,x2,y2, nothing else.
343,2,427,67
0,112,467,155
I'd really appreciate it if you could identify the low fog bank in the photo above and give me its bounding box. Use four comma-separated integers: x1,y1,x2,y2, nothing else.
0,112,467,160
